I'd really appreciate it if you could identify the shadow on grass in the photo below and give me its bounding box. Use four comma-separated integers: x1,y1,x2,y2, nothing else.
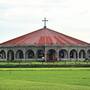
0,64,90,68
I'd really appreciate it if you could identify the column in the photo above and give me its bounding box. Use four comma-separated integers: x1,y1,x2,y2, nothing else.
57,49,60,61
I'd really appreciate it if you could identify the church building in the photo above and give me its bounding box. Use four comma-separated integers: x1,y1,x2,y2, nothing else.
0,18,90,62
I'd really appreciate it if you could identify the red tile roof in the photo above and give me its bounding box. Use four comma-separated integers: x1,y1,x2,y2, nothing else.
0,28,89,46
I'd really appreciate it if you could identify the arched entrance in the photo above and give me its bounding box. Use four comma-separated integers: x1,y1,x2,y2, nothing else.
16,50,24,59
59,49,68,59
7,50,14,61
87,50,90,59
47,49,57,61
79,50,86,58
70,49,77,59
37,49,44,58
25,49,34,59
0,50,6,59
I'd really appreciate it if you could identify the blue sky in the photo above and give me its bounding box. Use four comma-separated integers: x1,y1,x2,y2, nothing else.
0,0,90,43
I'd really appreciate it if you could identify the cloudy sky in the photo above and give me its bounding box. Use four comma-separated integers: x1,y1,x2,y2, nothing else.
0,0,90,43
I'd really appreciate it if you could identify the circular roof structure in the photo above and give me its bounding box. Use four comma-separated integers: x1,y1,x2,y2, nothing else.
0,27,89,46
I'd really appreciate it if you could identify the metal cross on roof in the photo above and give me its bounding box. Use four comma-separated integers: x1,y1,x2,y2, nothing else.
42,18,48,28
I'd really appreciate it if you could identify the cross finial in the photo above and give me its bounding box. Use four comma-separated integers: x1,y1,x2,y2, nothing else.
42,17,48,28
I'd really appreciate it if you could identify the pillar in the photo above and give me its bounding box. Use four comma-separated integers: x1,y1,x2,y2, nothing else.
57,49,60,61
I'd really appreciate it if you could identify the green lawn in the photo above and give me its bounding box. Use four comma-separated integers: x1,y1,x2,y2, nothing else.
0,68,90,90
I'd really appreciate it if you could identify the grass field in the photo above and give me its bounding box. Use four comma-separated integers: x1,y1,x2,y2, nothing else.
0,68,90,90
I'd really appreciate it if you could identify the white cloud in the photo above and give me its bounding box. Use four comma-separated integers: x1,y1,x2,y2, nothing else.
0,0,90,43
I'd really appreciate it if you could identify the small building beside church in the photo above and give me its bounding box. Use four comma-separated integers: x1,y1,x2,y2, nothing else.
0,19,90,62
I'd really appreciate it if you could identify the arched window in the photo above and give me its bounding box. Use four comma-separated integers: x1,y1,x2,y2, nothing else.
47,49,57,61
37,50,44,58
16,50,24,59
87,50,90,59
70,49,77,59
59,49,68,58
25,49,34,59
7,50,14,61
79,50,86,58
0,50,6,59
